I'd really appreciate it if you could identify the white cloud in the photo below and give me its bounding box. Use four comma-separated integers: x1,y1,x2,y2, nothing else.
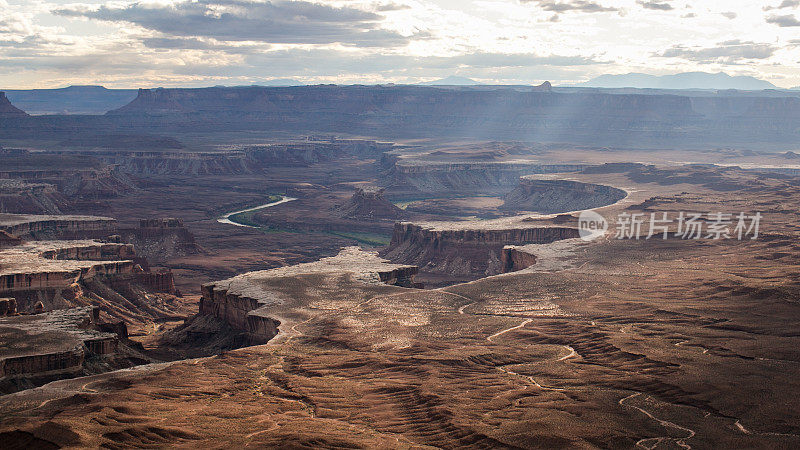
0,0,797,88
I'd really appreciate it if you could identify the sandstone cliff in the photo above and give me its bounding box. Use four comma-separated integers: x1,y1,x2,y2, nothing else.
0,306,148,394
339,188,407,221
501,179,627,213
199,248,419,344
382,222,580,279
383,160,588,196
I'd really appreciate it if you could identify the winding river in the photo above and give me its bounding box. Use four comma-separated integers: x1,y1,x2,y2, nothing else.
218,196,297,228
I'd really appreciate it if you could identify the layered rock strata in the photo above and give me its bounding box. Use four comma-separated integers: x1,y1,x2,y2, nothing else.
0,240,137,293
200,248,419,344
0,306,139,394
47,150,252,175
501,246,539,272
118,218,201,261
383,221,580,277
384,160,588,196
501,179,628,213
339,188,407,221
0,213,117,239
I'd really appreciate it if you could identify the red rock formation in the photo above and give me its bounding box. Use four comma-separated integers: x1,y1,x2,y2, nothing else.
0,306,140,394
339,188,407,221
501,179,627,213
0,214,117,240
199,284,280,345
199,248,419,343
383,222,580,277
118,218,201,261
501,246,538,273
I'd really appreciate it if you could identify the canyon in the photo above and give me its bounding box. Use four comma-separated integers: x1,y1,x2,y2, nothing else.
1,86,800,448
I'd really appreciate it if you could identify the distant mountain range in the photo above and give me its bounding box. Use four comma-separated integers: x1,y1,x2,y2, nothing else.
579,72,777,90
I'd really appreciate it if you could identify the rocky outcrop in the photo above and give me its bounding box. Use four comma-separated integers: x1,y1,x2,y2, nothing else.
0,306,145,394
500,179,627,213
0,214,117,239
0,237,183,322
339,188,407,221
39,242,136,261
0,92,28,117
199,285,280,345
501,246,538,273
0,179,71,214
383,222,580,277
199,248,419,343
0,260,137,292
118,218,201,261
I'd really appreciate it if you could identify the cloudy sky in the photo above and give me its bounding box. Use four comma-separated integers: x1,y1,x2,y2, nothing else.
2,0,799,88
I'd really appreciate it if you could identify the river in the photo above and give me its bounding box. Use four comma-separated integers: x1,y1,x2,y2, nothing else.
217,196,297,228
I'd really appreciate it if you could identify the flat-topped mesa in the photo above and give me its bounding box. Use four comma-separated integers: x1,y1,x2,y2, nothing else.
0,92,28,117
119,218,200,261
200,247,419,344
501,179,628,213
0,236,182,318
0,213,117,240
0,306,140,394
0,241,138,296
382,221,580,279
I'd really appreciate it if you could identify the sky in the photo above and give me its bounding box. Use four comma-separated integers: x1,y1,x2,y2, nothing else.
1,0,799,88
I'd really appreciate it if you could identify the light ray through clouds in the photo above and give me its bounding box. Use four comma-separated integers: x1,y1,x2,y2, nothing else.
0,0,798,88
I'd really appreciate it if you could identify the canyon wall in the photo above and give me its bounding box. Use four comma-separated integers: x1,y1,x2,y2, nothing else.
244,140,392,167
48,150,252,176
118,218,201,261
383,223,579,277
0,306,135,394
0,215,117,239
200,258,419,343
384,161,588,196
0,261,137,292
0,180,70,214
501,246,539,273
501,179,627,213
199,283,281,345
